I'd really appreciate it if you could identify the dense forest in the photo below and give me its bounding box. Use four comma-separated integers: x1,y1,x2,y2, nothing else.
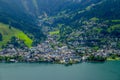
0,33,2,41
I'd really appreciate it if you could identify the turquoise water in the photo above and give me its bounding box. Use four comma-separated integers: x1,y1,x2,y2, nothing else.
0,61,120,80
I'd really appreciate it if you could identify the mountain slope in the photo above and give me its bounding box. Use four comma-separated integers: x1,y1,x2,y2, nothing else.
0,0,120,49
0,23,33,48
74,0,120,20
0,0,45,43
0,0,102,45
41,0,120,50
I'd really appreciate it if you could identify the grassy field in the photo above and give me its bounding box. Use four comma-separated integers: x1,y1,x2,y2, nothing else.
0,23,33,48
49,30,60,35
90,17,99,21
107,24,120,33
111,20,120,23
107,55,120,61
107,57,120,61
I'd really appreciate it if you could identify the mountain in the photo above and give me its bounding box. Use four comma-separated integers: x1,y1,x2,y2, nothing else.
0,23,33,48
0,0,102,46
74,0,120,20
40,0,120,50
0,0,45,44
0,0,120,49
50,0,120,26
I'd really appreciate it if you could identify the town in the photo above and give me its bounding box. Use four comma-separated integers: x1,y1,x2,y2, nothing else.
0,32,120,65
0,16,120,65
0,12,120,64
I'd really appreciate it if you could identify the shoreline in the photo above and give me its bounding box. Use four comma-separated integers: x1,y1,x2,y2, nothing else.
107,57,120,61
0,60,119,65
0,60,119,67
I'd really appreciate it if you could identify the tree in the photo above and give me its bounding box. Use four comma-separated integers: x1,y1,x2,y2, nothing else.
0,33,3,41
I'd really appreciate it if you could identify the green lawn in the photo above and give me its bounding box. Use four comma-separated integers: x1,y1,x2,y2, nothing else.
0,23,33,48
111,20,120,23
107,57,120,61
90,17,99,21
49,30,60,35
107,24,120,33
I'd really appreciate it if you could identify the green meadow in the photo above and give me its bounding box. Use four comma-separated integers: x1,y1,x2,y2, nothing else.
0,23,33,48
49,30,60,35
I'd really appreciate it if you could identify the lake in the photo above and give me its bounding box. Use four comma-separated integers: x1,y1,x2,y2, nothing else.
0,61,120,80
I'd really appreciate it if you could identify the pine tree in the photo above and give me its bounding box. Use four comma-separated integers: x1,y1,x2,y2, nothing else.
0,33,2,41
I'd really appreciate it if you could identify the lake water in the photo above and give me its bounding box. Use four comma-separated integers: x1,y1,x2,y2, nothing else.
0,61,120,80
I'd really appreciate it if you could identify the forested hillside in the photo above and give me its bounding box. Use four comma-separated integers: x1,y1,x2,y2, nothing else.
41,0,120,50
0,0,120,50
0,0,102,47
